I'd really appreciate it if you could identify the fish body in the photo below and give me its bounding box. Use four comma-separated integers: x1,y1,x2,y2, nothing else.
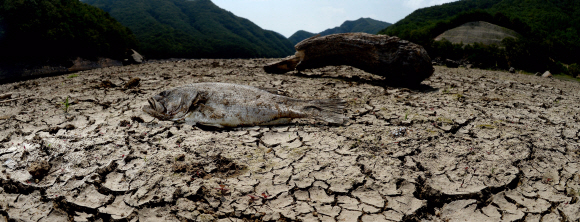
143,82,345,128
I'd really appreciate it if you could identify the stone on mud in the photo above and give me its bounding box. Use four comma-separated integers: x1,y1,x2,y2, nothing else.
27,160,51,178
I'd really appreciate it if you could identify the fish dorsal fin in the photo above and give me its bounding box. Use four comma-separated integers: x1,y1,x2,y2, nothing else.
188,92,208,112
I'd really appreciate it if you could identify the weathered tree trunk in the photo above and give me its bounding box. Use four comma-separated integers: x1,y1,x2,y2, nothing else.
264,33,434,86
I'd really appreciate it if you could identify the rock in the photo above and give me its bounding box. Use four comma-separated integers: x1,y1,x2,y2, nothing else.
542,71,552,78
535,72,541,76
3,159,17,169
124,77,140,88
509,67,515,73
0,93,12,100
73,212,93,222
432,57,444,66
197,214,216,222
445,59,460,68
28,160,51,179
124,49,144,65
264,33,434,86
98,80,117,88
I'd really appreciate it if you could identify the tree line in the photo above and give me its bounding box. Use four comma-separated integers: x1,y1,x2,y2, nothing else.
0,0,138,64
84,0,294,59
380,0,580,77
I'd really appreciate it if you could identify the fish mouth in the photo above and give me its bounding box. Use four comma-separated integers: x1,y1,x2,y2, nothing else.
143,97,172,120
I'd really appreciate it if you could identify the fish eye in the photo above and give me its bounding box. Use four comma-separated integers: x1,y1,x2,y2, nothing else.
160,90,170,97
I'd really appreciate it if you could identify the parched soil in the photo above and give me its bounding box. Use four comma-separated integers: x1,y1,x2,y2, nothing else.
0,59,579,222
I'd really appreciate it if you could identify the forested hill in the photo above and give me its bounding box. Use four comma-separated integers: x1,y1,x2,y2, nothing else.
84,0,294,59
379,0,580,74
288,18,392,45
0,0,138,61
288,30,317,46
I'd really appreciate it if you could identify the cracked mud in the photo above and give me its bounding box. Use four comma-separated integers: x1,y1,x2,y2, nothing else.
1,59,579,221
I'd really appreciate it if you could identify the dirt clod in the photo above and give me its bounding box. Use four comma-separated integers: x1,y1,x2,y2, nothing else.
124,77,140,88
28,160,51,178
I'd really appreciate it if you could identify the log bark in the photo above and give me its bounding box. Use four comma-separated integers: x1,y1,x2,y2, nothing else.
264,33,434,86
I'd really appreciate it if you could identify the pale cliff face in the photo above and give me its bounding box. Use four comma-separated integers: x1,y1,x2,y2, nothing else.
435,21,520,46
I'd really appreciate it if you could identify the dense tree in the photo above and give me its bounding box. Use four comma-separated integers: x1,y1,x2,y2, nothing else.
288,30,316,46
0,0,138,61
84,0,294,59
379,0,580,75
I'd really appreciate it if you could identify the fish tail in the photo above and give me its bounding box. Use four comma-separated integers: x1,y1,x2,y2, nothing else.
302,99,346,124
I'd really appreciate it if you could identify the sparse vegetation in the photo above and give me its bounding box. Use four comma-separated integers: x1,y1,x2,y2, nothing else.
454,93,465,101
62,97,71,113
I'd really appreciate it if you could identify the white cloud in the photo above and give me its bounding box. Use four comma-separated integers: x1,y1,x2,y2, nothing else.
402,0,457,10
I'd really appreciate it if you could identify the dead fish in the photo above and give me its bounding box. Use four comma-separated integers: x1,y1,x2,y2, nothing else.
143,82,345,128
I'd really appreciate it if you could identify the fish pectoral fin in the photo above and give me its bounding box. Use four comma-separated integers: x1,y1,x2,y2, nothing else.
188,92,209,112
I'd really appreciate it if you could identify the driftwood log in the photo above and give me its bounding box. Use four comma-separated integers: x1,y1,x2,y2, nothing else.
264,33,434,86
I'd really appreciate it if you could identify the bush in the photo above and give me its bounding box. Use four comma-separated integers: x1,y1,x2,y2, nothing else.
569,63,580,77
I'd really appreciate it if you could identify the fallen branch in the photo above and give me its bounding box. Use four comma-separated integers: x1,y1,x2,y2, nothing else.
0,97,27,103
0,92,13,100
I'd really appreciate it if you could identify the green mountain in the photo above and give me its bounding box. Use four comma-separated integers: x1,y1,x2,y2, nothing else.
0,0,138,60
288,18,392,45
379,0,580,73
288,30,317,46
84,0,294,59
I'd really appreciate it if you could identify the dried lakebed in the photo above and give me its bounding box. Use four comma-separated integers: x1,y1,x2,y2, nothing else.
0,59,579,222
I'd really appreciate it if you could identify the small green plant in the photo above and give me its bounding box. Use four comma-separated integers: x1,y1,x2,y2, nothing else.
350,140,360,149
68,74,78,78
62,97,71,113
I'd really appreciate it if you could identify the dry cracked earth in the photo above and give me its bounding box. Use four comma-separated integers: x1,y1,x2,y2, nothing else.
1,59,579,222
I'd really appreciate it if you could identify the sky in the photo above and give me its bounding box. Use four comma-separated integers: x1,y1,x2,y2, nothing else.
211,0,458,37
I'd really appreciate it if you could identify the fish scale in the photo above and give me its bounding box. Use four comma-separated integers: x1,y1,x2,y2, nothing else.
143,82,345,128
